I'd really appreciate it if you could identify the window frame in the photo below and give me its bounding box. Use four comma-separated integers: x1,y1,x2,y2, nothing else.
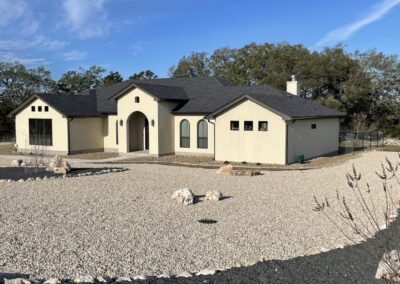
38,106,42,112
258,121,268,131
29,119,53,146
31,106,36,112
197,120,208,149
116,120,119,145
180,119,190,148
135,96,140,103
230,120,239,131
244,121,253,131
311,123,317,129
44,106,49,112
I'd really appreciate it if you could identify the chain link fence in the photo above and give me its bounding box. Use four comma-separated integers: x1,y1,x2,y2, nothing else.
339,130,384,154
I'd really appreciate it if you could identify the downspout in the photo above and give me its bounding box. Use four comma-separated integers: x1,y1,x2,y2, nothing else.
207,118,216,160
67,118,73,155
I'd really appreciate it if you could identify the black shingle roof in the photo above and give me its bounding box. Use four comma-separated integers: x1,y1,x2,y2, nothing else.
10,77,345,119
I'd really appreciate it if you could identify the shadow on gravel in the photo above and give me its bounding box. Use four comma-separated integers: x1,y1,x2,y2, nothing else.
1,221,398,284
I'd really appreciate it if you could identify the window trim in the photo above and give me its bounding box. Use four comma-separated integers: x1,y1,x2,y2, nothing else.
180,119,190,148
258,121,268,131
197,120,208,149
230,120,239,131
244,121,253,131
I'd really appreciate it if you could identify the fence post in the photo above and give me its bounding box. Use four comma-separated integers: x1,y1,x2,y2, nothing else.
369,132,372,149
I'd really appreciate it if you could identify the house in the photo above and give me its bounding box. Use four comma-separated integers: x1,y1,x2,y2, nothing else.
10,76,344,164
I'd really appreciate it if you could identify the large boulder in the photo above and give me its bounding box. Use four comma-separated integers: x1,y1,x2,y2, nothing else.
205,191,222,201
375,250,400,281
48,155,71,174
172,188,194,205
11,159,23,167
216,164,233,175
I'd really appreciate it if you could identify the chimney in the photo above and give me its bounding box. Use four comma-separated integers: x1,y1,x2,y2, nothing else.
286,75,300,96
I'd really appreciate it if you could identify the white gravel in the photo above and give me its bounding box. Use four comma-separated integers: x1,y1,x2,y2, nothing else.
0,150,398,278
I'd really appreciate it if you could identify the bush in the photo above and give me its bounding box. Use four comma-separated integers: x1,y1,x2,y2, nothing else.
386,124,400,138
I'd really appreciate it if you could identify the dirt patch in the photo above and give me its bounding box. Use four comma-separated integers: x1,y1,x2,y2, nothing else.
108,151,365,170
380,145,400,152
63,152,120,160
0,144,15,155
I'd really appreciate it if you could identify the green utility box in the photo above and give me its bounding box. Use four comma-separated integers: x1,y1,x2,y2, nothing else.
297,154,305,164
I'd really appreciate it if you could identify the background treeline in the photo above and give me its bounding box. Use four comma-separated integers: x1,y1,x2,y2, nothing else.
1,43,400,138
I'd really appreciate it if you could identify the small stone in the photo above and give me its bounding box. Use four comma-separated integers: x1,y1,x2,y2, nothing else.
132,275,146,280
320,247,329,252
177,271,192,278
376,250,400,281
35,177,42,181
216,164,233,175
96,276,111,283
335,244,345,249
5,279,31,284
27,178,34,182
11,159,23,167
43,278,61,284
157,273,170,278
115,277,131,282
17,179,25,182
171,188,194,205
74,275,95,283
205,191,222,201
20,162,26,167
196,269,216,276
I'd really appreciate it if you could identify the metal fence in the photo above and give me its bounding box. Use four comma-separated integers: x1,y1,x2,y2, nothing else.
339,130,384,154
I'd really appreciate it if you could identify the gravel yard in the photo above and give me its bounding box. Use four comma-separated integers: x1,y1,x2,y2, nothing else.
0,150,398,279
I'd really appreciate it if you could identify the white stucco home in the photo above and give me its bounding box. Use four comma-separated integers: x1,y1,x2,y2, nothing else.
10,76,344,164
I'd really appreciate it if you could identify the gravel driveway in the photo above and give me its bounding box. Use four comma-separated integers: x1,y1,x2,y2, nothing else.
0,150,398,278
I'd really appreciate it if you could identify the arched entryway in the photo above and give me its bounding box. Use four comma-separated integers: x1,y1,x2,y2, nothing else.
127,111,149,152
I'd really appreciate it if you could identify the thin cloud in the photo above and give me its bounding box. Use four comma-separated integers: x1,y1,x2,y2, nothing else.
62,50,88,61
0,51,49,66
63,0,109,38
0,0,26,27
0,36,69,51
317,0,400,47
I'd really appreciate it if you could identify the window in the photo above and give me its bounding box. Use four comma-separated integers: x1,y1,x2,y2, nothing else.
230,121,239,131
29,119,52,146
116,120,118,145
31,106,35,112
197,120,208,149
244,121,253,131
44,106,49,112
258,121,268,131
311,123,317,129
38,106,42,112
180,119,190,148
135,96,140,103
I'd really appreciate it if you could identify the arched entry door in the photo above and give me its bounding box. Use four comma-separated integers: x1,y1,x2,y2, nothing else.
127,111,149,152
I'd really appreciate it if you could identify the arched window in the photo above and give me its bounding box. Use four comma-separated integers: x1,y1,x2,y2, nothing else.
197,120,208,149
180,120,190,148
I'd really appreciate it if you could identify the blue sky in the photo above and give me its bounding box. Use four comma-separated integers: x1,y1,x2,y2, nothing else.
0,0,399,79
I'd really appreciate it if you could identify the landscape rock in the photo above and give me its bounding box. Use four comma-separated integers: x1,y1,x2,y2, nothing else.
48,155,71,174
96,276,111,283
115,277,132,282
172,188,194,205
43,278,61,284
11,159,23,167
132,275,146,280
157,273,170,278
216,164,233,175
205,191,222,201
196,269,216,276
74,275,95,283
376,250,400,281
177,271,192,278
4,279,31,284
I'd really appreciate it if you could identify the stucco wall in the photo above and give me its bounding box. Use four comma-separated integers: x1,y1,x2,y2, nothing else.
69,117,104,153
214,99,287,164
15,98,69,154
174,115,215,155
287,118,339,163
158,101,178,155
103,115,118,152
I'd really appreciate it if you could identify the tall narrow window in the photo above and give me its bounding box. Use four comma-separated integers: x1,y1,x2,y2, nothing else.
180,119,190,148
31,106,36,112
38,106,42,112
197,120,208,149
29,119,52,146
116,120,119,145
